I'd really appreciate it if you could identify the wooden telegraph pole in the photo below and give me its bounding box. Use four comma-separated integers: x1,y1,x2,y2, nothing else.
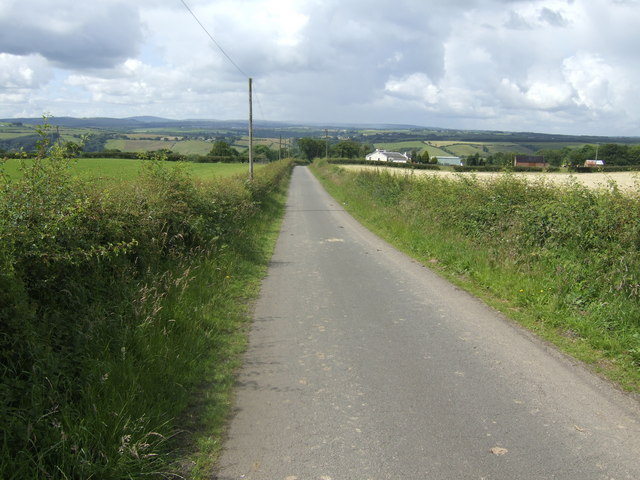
325,129,329,159
248,77,254,181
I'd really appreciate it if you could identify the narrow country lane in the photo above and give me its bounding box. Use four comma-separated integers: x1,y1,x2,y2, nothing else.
215,166,640,480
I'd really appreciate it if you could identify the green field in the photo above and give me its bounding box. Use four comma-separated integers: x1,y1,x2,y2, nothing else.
235,137,280,149
374,141,427,152
2,158,255,182
104,138,216,155
421,145,451,157
171,140,214,155
375,140,588,158
0,131,34,139
105,139,172,152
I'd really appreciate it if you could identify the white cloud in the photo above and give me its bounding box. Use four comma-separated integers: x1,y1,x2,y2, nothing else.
0,0,639,135
384,73,440,105
562,52,621,111
498,78,573,110
0,53,51,90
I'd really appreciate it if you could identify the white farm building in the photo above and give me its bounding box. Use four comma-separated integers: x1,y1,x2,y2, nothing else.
366,149,409,163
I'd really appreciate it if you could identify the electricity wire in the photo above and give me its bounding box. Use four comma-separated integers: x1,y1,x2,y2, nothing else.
179,0,249,78
179,1,269,125
253,86,267,122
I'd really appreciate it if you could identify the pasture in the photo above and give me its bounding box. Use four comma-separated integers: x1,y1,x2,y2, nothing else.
374,140,589,158
372,140,525,157
1,157,255,182
171,139,216,155
373,140,429,153
105,137,215,155
235,136,281,149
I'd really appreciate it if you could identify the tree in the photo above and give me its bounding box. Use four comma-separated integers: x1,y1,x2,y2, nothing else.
332,140,362,159
297,137,326,161
253,144,278,162
485,152,514,166
536,147,571,167
599,143,629,165
466,152,482,166
415,151,431,164
566,145,595,166
628,145,640,165
360,143,375,157
209,140,238,157
63,140,82,158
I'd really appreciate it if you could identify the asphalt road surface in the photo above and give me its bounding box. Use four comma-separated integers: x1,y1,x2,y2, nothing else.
215,166,640,480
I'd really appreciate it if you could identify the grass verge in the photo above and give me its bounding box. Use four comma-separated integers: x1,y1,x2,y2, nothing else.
310,160,640,393
172,179,289,479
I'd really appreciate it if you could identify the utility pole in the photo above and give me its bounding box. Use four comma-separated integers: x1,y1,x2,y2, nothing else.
279,134,282,161
325,129,329,159
248,77,254,181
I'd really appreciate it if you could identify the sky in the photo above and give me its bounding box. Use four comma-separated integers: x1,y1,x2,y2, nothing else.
1,0,639,136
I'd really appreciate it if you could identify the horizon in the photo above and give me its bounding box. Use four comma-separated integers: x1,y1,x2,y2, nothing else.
2,115,639,140
1,1,640,137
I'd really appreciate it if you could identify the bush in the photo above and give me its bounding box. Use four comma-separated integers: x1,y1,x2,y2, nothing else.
328,159,441,170
453,165,503,172
0,122,293,478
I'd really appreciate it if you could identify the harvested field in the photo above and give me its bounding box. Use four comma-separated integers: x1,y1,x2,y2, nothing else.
340,164,640,192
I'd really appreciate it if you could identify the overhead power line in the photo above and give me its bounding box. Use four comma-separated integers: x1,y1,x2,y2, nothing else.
179,0,249,78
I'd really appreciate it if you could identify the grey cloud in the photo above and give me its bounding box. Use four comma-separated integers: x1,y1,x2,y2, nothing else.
539,8,569,27
0,2,142,69
302,2,451,79
226,0,453,109
504,11,533,30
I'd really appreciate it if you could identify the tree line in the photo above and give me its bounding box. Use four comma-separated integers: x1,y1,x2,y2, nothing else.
4,130,639,166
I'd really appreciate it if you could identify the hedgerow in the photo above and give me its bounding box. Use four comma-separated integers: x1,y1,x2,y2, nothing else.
0,121,293,479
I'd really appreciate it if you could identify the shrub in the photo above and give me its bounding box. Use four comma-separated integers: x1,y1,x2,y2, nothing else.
0,120,293,478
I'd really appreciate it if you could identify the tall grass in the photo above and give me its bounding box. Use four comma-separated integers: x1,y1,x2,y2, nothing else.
311,160,640,391
0,123,293,479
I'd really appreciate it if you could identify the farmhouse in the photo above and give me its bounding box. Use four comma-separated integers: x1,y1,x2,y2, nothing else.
514,155,547,168
366,149,409,163
584,159,605,167
436,156,463,166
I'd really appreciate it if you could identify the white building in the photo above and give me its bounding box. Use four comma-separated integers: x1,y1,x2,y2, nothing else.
584,159,605,167
366,149,409,163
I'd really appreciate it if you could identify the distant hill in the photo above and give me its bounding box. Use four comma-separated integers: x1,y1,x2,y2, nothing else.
1,117,638,144
0,116,427,131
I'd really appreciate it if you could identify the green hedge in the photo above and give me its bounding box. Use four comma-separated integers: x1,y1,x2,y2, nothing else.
569,165,640,173
328,159,441,170
0,144,293,479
